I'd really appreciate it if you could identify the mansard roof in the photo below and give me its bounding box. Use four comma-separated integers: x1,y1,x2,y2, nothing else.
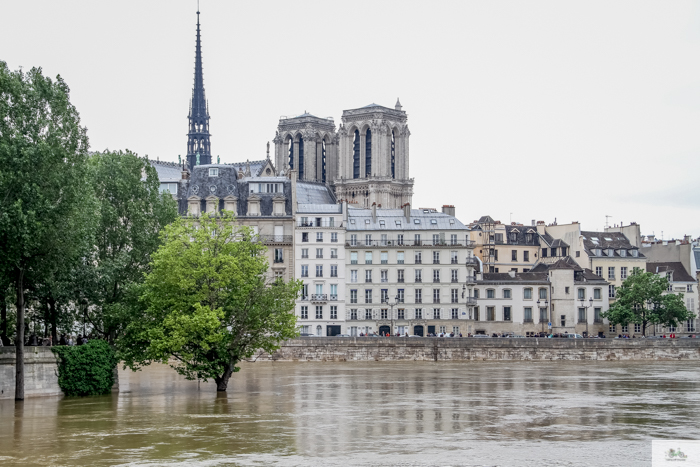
149,160,182,183
479,272,549,283
646,262,695,282
504,225,540,246
347,208,468,231
477,215,495,224
296,181,336,205
581,231,645,258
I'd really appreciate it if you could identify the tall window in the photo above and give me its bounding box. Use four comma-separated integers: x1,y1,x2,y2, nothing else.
300,306,308,319
287,137,293,169
321,139,327,183
298,137,304,180
415,289,422,303
353,130,360,179
391,130,396,179
503,306,511,321
330,305,337,320
433,289,440,303
316,306,323,319
365,128,372,176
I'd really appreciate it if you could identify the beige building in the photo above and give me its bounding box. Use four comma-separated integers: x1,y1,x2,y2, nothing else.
469,216,540,273
647,262,698,336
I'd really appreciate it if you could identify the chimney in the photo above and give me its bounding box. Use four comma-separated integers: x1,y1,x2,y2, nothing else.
441,205,455,217
342,200,348,223
290,168,297,214
532,220,536,226
371,202,377,222
403,203,411,222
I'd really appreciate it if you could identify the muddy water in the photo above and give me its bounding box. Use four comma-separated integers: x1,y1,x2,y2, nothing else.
0,361,698,466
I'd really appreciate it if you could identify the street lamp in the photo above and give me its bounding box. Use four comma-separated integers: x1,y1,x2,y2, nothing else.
388,295,398,337
537,299,549,334
580,297,593,337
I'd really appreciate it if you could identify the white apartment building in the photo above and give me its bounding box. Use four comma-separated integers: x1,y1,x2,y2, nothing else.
647,262,699,336
344,204,476,337
295,203,346,336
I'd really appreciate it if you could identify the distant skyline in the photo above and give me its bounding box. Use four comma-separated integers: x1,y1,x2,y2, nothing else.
2,0,699,238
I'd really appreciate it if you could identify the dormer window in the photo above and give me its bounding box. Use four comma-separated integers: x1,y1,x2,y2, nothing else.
449,219,455,225
510,233,517,242
607,248,614,256
379,220,386,227
526,233,533,243
365,219,370,224
395,220,402,227
619,249,627,257
595,248,602,256
209,168,219,177
350,219,356,224
431,219,437,225
631,249,638,257
414,219,420,224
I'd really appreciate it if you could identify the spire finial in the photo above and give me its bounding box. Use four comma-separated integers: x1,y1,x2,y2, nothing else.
186,7,211,170
395,98,402,111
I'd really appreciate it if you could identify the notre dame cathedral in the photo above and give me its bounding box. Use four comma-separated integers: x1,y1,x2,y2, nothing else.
175,10,414,209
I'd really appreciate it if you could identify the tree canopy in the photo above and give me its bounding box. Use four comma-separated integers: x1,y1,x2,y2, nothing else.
603,267,695,336
118,212,301,391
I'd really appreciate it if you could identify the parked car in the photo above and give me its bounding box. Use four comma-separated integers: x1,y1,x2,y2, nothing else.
565,334,584,339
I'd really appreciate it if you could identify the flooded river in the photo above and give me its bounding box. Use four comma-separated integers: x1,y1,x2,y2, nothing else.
1,361,699,466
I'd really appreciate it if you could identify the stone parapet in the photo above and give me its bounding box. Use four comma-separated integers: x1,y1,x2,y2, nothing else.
255,337,700,362
0,347,61,400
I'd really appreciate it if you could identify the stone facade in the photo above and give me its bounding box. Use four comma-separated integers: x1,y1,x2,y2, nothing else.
0,347,62,400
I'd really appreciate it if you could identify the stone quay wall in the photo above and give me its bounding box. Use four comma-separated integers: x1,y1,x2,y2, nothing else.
0,347,62,400
255,337,700,362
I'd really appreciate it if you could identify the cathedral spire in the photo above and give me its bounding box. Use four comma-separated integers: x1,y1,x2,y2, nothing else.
186,9,211,169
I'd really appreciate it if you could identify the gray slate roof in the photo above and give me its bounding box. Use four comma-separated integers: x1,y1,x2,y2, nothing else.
581,231,645,258
150,160,182,182
646,262,696,282
296,182,336,205
480,272,548,283
347,208,468,231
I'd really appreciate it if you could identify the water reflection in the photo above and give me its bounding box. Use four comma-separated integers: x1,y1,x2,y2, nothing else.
0,362,699,466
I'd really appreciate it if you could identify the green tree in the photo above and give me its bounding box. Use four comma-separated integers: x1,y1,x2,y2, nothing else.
80,150,177,341
118,212,301,392
0,62,91,400
603,267,694,336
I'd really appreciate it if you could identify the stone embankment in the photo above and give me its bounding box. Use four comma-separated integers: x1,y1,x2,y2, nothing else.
0,347,61,400
255,337,700,362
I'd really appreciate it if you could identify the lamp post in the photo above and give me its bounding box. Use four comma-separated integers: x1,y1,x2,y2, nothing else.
580,297,593,337
388,295,398,337
537,299,549,334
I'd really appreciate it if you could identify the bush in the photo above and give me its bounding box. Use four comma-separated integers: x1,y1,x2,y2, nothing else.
52,340,119,396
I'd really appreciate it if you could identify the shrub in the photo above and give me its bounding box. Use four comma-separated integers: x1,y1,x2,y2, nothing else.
52,340,119,396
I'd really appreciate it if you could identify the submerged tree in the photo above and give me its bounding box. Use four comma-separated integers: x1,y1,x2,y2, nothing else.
119,212,301,391
603,267,694,336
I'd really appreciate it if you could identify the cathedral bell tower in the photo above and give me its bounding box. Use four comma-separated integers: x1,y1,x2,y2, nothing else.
186,10,212,169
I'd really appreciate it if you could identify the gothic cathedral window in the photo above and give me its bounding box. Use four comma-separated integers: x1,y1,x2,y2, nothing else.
353,130,360,179
365,129,372,177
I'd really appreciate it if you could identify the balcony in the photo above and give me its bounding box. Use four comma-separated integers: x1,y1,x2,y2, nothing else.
465,257,479,266
578,319,587,324
451,259,459,264
594,318,603,324
523,318,533,323
311,294,328,303
273,258,284,263
330,294,338,301
464,275,477,285
465,297,477,306
351,260,358,264
343,239,472,248
259,235,293,244
397,260,404,264
297,220,339,228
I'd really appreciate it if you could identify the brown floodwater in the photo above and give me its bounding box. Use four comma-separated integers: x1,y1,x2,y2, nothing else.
0,361,698,466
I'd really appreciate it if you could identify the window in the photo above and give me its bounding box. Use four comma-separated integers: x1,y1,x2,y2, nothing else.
451,289,458,303
433,269,441,283
609,285,616,298
381,270,388,283
621,267,628,280
503,306,511,321
634,323,641,333
414,234,421,245
414,219,420,225
542,248,547,258
415,289,422,303
565,286,570,294
594,288,601,299
451,251,458,264
551,247,557,257
487,289,495,299
433,289,440,303
540,307,548,322
451,308,459,319
330,306,337,320
415,308,423,319
621,325,628,333
350,290,357,304
433,251,440,264
316,306,323,319
301,248,309,259
381,289,389,304
451,269,458,283
397,251,405,264
576,251,580,257
595,266,602,277
594,307,601,323
524,288,532,299
301,265,308,278
539,288,547,299
608,267,615,279
561,247,568,256
415,251,422,264
274,248,283,263
381,251,388,264
274,270,284,280
474,307,480,321
365,234,372,245
512,250,517,261
365,252,373,264
300,306,308,319
433,308,441,319
503,289,511,299
397,309,405,320
330,248,338,259
510,233,517,243
209,168,219,177
415,269,422,283
365,309,372,320
450,234,458,245
350,270,357,283
302,232,309,243
631,249,639,257
487,307,495,321
350,234,357,246
524,307,532,322
365,270,372,283
381,234,388,246
495,233,503,243
316,248,323,258
330,284,337,298
381,309,388,320
365,289,373,303
609,324,615,333
397,289,404,303
578,307,586,323
524,251,529,262
379,220,386,228
620,249,627,257
397,234,404,245
331,232,338,243
688,284,694,293
578,288,585,300
351,252,358,264
561,315,566,327
349,309,358,320
331,265,338,277
301,284,309,300
316,265,323,277
474,289,480,299
397,269,404,283
316,232,323,242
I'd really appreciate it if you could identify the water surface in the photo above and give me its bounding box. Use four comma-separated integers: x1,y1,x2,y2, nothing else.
1,361,698,466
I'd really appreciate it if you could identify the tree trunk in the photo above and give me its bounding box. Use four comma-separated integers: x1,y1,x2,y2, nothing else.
49,297,58,344
15,269,25,401
214,363,234,392
0,285,7,345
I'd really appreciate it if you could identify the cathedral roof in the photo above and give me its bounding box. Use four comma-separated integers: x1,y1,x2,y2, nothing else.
296,182,336,205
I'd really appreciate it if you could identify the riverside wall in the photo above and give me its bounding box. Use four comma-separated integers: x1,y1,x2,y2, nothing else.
0,347,62,400
255,337,700,362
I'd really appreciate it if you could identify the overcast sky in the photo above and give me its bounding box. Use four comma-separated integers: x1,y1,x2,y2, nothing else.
3,1,699,239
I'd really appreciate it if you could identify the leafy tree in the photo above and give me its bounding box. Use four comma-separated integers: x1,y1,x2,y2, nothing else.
52,340,119,396
80,150,177,341
0,62,92,400
603,267,695,336
119,212,301,391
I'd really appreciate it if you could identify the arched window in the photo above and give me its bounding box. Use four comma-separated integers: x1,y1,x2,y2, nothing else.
316,325,322,336
365,128,372,176
391,130,396,179
352,130,360,179
298,137,304,180
321,139,327,183
287,137,293,169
